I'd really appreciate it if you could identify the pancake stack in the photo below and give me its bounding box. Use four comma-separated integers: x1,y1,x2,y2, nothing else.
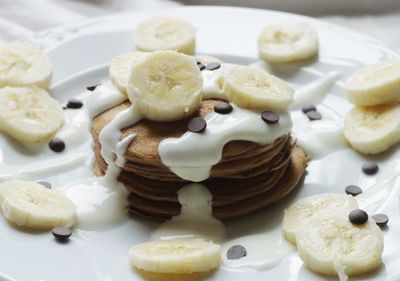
92,99,308,220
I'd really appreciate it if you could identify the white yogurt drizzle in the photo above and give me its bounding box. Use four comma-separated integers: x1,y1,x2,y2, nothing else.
57,106,90,148
159,105,292,182
98,104,141,168
293,120,348,159
0,153,89,181
222,228,295,272
86,81,127,119
202,65,226,100
58,81,136,229
150,183,226,243
358,170,400,214
290,71,340,110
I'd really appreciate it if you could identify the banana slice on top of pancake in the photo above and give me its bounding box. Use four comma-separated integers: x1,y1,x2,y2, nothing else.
128,50,203,121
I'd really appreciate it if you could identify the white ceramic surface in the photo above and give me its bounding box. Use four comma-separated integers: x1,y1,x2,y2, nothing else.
1,6,400,281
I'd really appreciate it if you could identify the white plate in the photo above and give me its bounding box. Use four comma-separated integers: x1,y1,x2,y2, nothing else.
1,6,400,281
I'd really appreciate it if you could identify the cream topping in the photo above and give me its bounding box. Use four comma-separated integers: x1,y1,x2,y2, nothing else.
150,183,226,243
291,71,340,110
159,105,292,182
86,81,127,119
294,120,348,159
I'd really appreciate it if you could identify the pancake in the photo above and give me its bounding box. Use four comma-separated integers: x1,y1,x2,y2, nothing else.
91,99,308,220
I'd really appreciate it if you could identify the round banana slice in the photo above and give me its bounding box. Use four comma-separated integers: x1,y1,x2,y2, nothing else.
134,17,195,55
0,180,76,230
109,51,149,95
221,64,293,110
345,61,400,106
0,43,52,88
283,193,358,244
344,104,400,154
258,23,318,63
0,86,64,143
129,239,221,274
128,50,203,121
296,212,383,277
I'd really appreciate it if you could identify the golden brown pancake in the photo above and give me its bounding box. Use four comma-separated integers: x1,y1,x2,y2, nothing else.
91,99,308,220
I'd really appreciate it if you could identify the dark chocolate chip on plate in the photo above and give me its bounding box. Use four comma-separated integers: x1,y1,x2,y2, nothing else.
345,185,362,196
306,110,322,121
37,181,52,189
52,227,72,242
49,138,65,153
349,209,368,225
261,111,279,124
66,99,83,109
372,213,389,228
301,104,316,114
198,63,206,71
362,163,379,175
188,117,207,133
214,102,233,114
86,84,99,91
205,62,221,71
227,245,247,260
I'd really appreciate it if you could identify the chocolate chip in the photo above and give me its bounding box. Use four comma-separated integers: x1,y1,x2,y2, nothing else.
37,181,52,189
205,62,221,71
49,138,65,153
66,99,83,109
345,185,362,196
227,245,247,260
188,117,207,133
301,104,316,114
196,60,202,65
214,102,233,114
349,209,368,225
372,214,389,228
52,227,72,242
362,163,379,175
261,111,279,124
86,84,99,91
306,110,321,121
198,63,206,71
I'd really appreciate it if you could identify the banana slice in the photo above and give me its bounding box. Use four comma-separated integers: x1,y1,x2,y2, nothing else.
344,104,400,154
0,180,76,230
258,23,318,63
134,17,195,55
109,51,149,95
221,64,293,110
283,193,358,244
345,61,400,106
129,239,221,274
128,50,203,121
0,43,52,88
296,212,383,277
0,86,64,143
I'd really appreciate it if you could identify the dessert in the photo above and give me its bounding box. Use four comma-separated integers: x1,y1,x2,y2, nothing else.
90,50,308,220
0,43,53,88
283,193,384,278
0,86,64,143
133,17,196,55
0,180,76,230
0,11,398,281
344,61,400,106
129,239,221,274
109,51,149,95
258,23,318,63
343,104,400,154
